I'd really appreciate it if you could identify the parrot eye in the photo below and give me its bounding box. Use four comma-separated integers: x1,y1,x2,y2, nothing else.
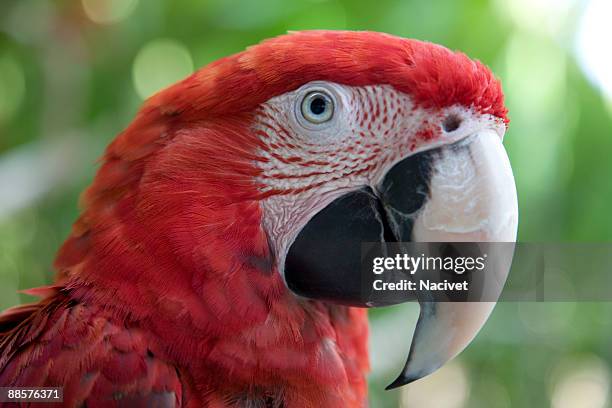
300,91,334,124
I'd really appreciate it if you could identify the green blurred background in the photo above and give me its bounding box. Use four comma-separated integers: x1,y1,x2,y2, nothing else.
1,0,611,407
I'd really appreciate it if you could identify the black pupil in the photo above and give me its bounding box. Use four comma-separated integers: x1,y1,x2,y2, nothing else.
310,97,327,115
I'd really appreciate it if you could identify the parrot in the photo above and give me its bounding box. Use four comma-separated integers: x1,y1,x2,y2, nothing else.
0,30,518,407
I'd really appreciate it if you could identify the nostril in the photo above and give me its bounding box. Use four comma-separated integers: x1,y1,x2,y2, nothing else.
442,114,462,132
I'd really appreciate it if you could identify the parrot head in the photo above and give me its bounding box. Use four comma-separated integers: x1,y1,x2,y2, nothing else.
55,30,517,393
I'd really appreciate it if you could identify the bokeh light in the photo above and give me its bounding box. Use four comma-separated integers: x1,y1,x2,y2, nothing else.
81,0,139,25
550,355,610,408
576,0,612,104
132,39,194,100
400,361,470,408
493,0,577,37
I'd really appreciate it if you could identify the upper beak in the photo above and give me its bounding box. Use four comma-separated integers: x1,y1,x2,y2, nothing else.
284,129,518,389
381,129,518,388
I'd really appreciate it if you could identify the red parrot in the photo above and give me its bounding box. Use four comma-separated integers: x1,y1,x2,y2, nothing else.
0,30,517,407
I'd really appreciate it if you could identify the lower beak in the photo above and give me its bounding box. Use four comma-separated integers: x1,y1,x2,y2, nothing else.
284,129,518,388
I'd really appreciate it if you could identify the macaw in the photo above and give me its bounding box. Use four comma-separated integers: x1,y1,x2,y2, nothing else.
0,30,518,407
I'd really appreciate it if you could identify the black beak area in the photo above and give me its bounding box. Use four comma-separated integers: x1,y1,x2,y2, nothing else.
284,150,435,306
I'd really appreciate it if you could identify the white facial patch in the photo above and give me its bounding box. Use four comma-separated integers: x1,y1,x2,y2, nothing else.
255,83,416,192
252,81,502,275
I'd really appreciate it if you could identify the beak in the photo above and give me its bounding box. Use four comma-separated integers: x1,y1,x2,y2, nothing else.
380,129,518,388
284,129,518,388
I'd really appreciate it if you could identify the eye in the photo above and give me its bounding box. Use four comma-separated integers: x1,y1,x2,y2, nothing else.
300,91,334,124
